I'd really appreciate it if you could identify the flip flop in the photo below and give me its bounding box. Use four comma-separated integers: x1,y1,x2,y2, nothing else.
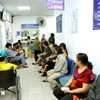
43,80,48,82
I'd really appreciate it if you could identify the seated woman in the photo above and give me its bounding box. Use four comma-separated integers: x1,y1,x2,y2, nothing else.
48,39,54,54
46,46,68,88
60,43,68,58
39,44,58,76
32,41,52,65
55,43,68,87
0,50,17,71
41,43,68,76
12,43,17,51
5,43,28,68
53,53,94,100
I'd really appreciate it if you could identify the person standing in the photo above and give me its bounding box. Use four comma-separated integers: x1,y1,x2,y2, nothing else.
30,41,34,58
41,34,46,52
33,37,41,62
27,36,31,57
48,33,55,44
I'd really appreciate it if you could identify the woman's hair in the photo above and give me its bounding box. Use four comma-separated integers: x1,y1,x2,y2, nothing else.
53,44,59,52
43,41,49,46
13,43,16,47
27,36,30,39
53,44,58,48
42,34,45,37
50,33,55,37
31,41,33,44
35,37,39,40
60,43,66,50
16,42,18,46
5,43,12,48
18,40,21,45
77,53,93,70
18,40,21,43
56,46,63,55
16,46,20,49
60,43,68,55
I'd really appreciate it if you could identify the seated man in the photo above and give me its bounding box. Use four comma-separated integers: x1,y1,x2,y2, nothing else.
0,50,17,71
5,43,28,68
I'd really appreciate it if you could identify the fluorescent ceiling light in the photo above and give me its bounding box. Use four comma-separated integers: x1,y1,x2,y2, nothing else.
18,6,30,10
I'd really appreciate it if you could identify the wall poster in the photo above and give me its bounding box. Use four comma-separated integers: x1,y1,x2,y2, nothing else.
93,0,100,30
17,31,20,36
6,22,13,42
56,14,62,33
71,9,78,33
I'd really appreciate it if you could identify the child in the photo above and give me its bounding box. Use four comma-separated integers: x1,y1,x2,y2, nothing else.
30,41,34,58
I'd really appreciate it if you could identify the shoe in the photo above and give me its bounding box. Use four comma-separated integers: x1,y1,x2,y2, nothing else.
38,64,42,66
38,70,41,73
23,65,28,68
41,73,46,77
43,80,48,82
32,63,37,65
25,57,28,59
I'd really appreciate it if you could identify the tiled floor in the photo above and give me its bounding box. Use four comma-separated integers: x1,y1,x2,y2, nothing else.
0,58,57,100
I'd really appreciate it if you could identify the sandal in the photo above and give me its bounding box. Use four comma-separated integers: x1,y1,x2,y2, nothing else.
43,80,48,82
41,73,47,77
38,70,41,73
32,62,37,65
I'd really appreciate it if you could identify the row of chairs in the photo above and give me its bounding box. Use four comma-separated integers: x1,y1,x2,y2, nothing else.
58,57,97,86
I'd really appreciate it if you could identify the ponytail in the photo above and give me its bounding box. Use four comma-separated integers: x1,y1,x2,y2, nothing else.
87,61,93,70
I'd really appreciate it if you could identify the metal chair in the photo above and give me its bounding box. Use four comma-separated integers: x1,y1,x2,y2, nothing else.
59,57,76,86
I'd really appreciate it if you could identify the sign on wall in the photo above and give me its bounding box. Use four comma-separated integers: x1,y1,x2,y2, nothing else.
56,14,62,33
21,24,39,29
6,22,13,42
71,9,78,33
93,0,100,30
46,0,64,10
17,31,20,36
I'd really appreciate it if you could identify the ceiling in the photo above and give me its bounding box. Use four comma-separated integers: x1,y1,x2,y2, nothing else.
0,0,54,16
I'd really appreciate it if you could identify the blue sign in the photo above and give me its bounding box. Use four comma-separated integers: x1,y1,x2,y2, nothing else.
21,24,39,29
56,14,62,33
47,0,64,10
17,31,20,36
93,0,100,30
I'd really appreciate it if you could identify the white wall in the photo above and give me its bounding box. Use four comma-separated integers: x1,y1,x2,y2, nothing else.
12,16,56,43
54,0,100,75
64,0,100,75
